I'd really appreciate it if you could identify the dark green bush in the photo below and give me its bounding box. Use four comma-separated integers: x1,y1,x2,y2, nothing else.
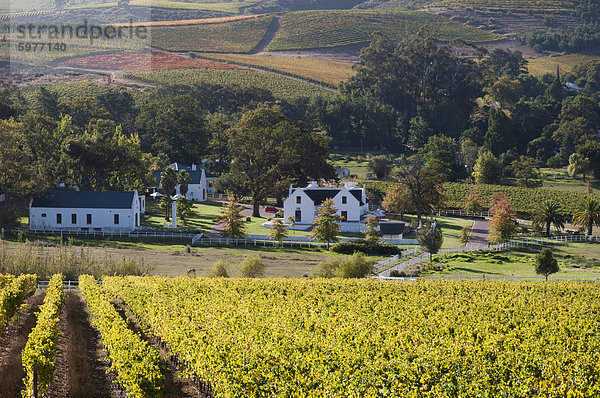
331,240,402,255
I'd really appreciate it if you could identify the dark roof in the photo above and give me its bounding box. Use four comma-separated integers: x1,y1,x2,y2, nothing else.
380,222,405,235
349,189,365,206
153,170,206,185
31,191,135,209
303,189,341,205
300,188,365,206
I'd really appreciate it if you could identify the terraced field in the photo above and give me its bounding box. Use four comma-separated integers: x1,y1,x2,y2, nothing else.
432,0,578,12
200,53,356,85
150,15,274,53
267,10,502,51
128,68,334,100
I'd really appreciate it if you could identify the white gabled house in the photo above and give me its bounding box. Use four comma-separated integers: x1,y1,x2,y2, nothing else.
284,182,369,226
29,191,143,233
153,163,217,202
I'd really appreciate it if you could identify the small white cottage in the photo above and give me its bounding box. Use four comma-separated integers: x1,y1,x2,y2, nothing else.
283,182,369,225
153,163,217,201
29,190,143,233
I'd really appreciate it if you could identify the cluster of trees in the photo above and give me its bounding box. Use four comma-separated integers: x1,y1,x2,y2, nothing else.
524,0,600,52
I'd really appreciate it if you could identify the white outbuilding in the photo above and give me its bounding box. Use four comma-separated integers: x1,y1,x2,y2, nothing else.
29,190,143,233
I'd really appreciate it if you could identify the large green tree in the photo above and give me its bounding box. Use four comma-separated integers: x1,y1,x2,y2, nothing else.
218,105,333,217
394,154,445,226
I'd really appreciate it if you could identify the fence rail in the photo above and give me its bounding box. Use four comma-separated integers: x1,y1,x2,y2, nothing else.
37,280,79,290
375,275,600,282
378,234,600,277
11,228,200,239
437,209,491,218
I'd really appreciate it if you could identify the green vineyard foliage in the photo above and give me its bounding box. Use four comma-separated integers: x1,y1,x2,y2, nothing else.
443,182,600,217
79,275,164,398
128,68,332,101
21,274,64,398
0,274,37,332
103,277,600,397
151,16,274,53
267,10,500,51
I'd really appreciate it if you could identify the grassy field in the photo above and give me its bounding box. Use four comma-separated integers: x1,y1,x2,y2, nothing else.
151,15,274,53
267,10,501,51
200,53,356,85
429,241,600,277
128,68,333,101
432,0,577,12
143,200,222,231
527,54,600,77
332,158,372,179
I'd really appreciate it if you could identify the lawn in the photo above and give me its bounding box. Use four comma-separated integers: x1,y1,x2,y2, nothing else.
400,215,474,249
143,200,222,231
332,158,371,179
427,241,600,278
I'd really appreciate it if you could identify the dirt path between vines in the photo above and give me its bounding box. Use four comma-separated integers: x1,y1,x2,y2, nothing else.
0,290,45,397
249,15,283,54
112,300,207,397
47,291,115,398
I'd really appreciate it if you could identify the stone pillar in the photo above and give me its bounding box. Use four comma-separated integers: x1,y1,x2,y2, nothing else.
172,200,177,229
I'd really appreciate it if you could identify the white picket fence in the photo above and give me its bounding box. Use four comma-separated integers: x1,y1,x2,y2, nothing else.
375,275,600,282
18,228,200,239
373,247,420,272
437,209,491,218
378,234,600,277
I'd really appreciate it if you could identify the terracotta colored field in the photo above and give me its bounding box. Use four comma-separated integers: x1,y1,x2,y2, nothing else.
201,53,357,85
113,15,260,27
62,52,245,73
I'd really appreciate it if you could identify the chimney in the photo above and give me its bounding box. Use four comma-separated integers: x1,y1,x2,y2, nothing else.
191,164,197,171
289,183,293,197
307,181,317,189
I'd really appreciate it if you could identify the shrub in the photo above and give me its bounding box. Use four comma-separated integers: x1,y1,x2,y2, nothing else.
209,260,229,278
240,254,265,278
331,240,402,255
314,252,375,278
314,258,340,278
337,252,375,278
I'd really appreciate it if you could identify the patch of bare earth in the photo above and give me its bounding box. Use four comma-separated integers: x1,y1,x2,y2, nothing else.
0,290,45,397
112,299,210,397
46,291,117,398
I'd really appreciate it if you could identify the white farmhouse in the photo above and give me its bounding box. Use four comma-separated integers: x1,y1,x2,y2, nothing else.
335,166,351,178
29,191,143,233
153,163,217,201
284,182,369,226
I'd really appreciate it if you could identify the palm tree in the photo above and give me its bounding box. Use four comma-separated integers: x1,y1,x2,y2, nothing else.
533,200,565,236
178,170,191,199
160,168,178,221
573,198,600,236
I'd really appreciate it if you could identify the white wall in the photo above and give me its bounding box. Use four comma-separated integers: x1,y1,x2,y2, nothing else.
30,192,141,233
283,190,316,225
284,187,369,225
0,193,5,203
